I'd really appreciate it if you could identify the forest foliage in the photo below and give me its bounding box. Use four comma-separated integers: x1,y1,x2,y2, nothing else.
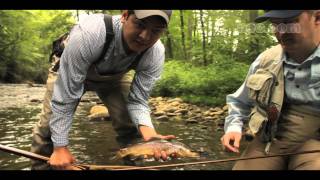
0,10,277,105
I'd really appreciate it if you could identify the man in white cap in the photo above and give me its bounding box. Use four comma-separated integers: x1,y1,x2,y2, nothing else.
221,10,320,170
31,10,174,170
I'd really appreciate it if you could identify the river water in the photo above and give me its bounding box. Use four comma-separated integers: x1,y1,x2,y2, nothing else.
0,83,246,170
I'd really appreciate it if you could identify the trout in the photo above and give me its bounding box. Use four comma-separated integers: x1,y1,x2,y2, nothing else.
113,139,199,160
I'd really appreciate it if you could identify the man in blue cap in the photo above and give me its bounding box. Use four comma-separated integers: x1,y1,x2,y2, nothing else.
221,10,320,170
31,10,175,170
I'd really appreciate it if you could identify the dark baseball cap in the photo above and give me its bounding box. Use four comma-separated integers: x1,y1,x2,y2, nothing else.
255,10,304,23
133,10,172,26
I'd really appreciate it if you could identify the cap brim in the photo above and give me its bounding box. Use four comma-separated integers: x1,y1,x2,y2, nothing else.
134,10,169,25
255,10,303,23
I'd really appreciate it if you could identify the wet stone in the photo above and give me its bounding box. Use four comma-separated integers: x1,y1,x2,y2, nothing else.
166,112,177,117
156,115,169,122
154,111,165,116
175,109,188,115
185,119,198,124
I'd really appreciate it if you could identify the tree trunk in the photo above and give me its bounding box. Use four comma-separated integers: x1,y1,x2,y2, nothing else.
76,10,79,22
165,30,173,59
249,10,258,23
248,10,259,55
193,11,198,45
187,11,193,59
179,10,187,60
209,11,216,62
199,10,207,66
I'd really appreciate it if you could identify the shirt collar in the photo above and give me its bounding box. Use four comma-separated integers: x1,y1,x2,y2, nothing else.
308,45,320,60
282,45,320,66
282,45,320,83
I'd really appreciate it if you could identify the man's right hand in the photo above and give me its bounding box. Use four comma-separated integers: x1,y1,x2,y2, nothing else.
49,146,76,170
220,132,242,153
139,125,176,161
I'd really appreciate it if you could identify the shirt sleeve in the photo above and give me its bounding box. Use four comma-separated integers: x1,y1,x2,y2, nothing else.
224,55,262,134
49,14,106,147
127,41,165,130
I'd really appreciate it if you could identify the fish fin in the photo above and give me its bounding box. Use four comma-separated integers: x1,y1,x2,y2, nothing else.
109,155,118,161
109,152,122,161
147,137,163,142
110,148,127,161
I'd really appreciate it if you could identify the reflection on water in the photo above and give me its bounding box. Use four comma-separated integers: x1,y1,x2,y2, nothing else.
0,107,39,170
0,84,246,170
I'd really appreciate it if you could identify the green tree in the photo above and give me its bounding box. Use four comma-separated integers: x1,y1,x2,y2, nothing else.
0,10,75,83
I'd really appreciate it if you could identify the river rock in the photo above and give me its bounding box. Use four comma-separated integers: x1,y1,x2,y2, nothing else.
204,116,215,121
156,115,169,122
193,108,202,113
174,109,188,115
222,104,228,111
166,107,178,113
185,118,198,124
166,112,177,117
203,110,211,116
153,110,166,116
209,107,223,112
171,116,182,121
88,105,110,121
148,96,229,125
209,110,224,116
154,97,163,102
167,97,183,103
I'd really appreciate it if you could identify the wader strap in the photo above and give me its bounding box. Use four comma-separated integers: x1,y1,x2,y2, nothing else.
51,14,114,73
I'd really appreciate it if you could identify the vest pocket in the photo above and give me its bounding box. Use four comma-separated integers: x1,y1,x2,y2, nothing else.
246,69,276,107
248,106,268,135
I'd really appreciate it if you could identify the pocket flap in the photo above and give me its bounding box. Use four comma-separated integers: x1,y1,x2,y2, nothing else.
246,69,273,91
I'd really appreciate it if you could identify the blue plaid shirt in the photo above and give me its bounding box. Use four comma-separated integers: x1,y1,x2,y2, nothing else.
49,14,165,147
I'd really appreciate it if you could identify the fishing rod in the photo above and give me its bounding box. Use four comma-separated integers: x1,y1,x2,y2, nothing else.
117,149,320,170
2,143,320,170
0,144,85,170
0,144,142,170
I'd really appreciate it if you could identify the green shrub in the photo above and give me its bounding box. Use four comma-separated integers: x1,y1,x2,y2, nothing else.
152,60,249,106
